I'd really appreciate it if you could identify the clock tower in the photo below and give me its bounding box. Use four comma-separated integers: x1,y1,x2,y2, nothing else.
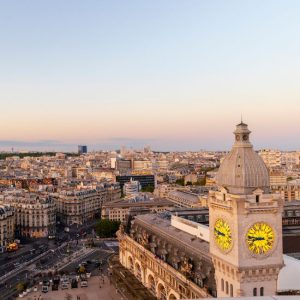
209,122,284,297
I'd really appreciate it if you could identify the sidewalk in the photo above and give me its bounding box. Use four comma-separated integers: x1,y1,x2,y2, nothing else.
24,276,123,300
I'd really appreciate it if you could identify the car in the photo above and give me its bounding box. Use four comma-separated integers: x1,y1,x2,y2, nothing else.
42,286,49,293
80,280,88,287
61,282,69,290
52,284,59,291
43,280,50,287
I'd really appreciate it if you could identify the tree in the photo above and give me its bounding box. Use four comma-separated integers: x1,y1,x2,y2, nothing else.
175,178,184,186
141,184,154,193
95,219,121,238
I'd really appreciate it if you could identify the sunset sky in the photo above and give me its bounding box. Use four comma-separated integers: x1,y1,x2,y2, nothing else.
1,0,300,151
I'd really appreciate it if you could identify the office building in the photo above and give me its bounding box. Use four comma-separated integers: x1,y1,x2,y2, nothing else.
78,145,88,155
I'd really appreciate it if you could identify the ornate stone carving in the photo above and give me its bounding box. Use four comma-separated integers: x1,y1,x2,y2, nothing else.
180,257,193,276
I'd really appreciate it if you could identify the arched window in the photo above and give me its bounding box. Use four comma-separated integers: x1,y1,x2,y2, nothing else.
221,279,224,291
256,195,260,203
230,284,233,297
226,281,229,294
260,287,264,296
253,288,257,296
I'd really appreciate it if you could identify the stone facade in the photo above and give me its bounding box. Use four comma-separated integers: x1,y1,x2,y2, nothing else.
0,205,15,249
0,191,56,238
118,214,217,299
55,183,121,225
210,122,284,297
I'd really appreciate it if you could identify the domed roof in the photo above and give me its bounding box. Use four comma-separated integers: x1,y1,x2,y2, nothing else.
216,122,269,194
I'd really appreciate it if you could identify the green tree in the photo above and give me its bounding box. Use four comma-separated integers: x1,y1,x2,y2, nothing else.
95,219,121,238
141,184,154,192
175,178,184,186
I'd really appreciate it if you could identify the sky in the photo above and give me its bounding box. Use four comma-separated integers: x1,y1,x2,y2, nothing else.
0,0,300,152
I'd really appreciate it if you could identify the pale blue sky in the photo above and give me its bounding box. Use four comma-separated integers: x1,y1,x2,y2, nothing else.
0,0,300,151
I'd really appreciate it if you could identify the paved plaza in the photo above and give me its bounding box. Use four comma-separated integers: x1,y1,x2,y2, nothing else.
22,276,123,300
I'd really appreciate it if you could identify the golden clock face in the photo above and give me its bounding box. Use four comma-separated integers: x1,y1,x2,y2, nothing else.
214,219,232,251
246,223,274,255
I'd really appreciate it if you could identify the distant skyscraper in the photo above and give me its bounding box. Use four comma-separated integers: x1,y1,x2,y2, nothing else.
78,145,87,155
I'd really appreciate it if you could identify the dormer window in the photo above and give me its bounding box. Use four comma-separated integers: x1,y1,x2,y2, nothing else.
256,195,260,203
223,193,226,201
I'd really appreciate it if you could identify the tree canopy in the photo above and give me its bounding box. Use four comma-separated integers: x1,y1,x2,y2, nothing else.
95,219,121,238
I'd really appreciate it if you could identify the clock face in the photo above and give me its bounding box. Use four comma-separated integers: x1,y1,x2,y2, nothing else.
246,223,274,255
242,134,248,141
214,219,232,251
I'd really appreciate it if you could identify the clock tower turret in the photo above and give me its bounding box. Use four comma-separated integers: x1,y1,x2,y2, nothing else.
209,122,283,297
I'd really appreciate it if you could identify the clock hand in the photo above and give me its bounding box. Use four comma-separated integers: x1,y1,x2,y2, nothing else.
248,235,265,241
215,229,225,237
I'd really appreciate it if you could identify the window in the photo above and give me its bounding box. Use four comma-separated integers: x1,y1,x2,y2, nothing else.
256,195,260,203
253,288,257,296
221,279,224,291
223,194,226,201
226,281,229,294
260,287,264,296
230,284,233,297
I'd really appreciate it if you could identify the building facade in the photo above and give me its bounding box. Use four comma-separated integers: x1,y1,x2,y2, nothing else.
0,205,15,250
55,183,121,225
211,122,283,297
118,122,285,299
0,192,56,238
118,214,216,299
167,190,201,208
78,145,88,154
102,198,175,222
123,179,141,196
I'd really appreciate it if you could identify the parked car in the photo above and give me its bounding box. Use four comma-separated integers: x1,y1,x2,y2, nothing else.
80,280,88,287
42,285,49,293
43,280,50,286
61,282,69,290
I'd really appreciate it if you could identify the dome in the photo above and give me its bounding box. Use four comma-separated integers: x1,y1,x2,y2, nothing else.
216,122,269,194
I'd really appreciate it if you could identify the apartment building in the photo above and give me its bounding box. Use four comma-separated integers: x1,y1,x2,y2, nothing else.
259,149,282,168
102,198,175,222
0,191,56,238
55,183,121,225
0,205,15,250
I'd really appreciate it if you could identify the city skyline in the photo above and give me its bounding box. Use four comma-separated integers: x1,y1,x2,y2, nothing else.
1,0,300,151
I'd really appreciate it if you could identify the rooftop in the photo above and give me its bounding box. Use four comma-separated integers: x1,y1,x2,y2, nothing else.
134,213,211,261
